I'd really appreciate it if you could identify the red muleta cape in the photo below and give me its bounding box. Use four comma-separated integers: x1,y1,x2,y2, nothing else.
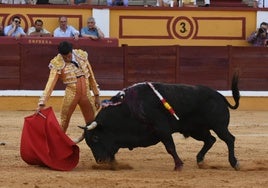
20,107,79,171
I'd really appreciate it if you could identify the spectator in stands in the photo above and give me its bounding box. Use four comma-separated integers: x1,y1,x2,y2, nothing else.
81,17,104,40
159,0,209,7
70,0,90,4
182,0,197,7
159,0,177,7
4,16,26,38
107,0,128,6
247,22,268,47
53,16,79,40
37,41,100,139
35,0,50,4
28,0,37,4
27,19,51,37
180,0,210,7
0,22,4,36
253,0,268,8
202,0,210,7
1,0,26,4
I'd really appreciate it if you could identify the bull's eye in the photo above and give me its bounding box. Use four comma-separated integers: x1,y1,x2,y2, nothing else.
92,135,99,143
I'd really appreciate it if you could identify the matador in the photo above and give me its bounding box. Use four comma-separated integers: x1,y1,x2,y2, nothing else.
37,41,100,133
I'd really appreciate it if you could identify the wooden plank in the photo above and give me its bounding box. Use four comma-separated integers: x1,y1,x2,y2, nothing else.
0,44,21,66
127,46,176,56
96,79,124,90
180,46,229,58
126,46,177,85
232,47,268,90
232,47,268,57
20,44,56,90
178,46,229,89
0,37,19,44
87,47,124,90
239,78,268,90
0,67,20,79
0,79,20,89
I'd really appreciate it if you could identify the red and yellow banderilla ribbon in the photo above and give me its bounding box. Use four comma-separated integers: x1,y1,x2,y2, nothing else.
147,82,179,120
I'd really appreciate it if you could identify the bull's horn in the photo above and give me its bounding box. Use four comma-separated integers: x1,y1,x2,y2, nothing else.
86,121,97,130
72,133,84,144
78,125,86,130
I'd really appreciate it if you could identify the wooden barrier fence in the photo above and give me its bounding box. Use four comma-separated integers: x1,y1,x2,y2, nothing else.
0,37,268,91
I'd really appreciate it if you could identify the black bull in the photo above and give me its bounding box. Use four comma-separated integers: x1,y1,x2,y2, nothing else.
80,74,240,171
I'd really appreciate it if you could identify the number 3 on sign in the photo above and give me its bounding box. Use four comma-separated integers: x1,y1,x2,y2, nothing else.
180,22,187,33
172,16,194,39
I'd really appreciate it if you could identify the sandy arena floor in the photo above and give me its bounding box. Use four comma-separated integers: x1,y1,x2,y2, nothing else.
0,110,267,188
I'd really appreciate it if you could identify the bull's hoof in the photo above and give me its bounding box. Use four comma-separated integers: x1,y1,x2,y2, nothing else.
197,160,205,169
234,161,240,171
174,164,183,171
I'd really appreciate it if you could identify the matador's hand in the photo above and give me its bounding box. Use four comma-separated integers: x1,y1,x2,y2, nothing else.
36,104,45,114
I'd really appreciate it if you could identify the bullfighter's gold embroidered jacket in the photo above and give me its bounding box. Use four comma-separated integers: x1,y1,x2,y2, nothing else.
38,49,99,106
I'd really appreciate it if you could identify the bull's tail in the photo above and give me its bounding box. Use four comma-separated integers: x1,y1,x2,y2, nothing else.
223,73,240,109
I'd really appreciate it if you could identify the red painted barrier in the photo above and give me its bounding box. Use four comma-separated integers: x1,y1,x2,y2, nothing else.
0,37,268,91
